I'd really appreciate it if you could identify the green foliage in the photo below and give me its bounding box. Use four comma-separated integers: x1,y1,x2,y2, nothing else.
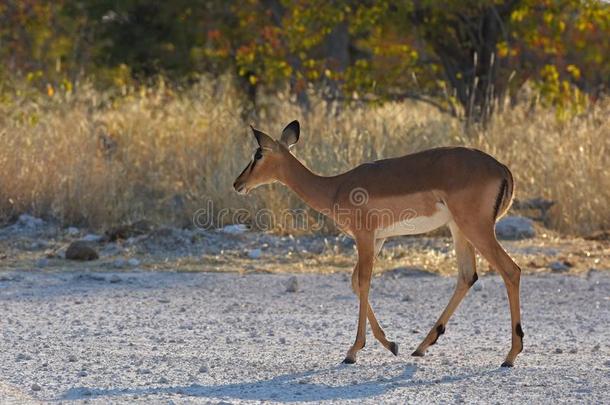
535,64,588,120
506,0,610,108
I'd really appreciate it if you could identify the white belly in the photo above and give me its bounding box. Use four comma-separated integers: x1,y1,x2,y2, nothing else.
375,203,452,238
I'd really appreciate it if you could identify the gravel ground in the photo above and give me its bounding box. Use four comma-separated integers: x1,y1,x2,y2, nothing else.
0,269,608,404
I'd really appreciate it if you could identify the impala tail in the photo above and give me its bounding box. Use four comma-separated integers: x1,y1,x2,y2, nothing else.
494,164,515,220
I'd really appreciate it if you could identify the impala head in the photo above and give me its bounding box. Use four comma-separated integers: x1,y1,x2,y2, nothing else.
233,120,300,195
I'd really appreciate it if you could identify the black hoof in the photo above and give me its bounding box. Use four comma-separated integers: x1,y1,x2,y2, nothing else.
342,357,356,364
389,341,399,356
500,361,514,368
411,349,424,357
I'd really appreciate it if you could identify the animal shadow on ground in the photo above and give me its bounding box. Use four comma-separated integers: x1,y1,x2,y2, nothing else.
62,364,503,402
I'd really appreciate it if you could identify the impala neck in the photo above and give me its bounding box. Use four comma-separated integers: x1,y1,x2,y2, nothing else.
277,151,338,213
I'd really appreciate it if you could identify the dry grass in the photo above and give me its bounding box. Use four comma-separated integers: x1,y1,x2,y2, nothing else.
0,77,608,235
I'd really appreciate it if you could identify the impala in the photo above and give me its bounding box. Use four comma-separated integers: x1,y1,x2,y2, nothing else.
233,120,524,367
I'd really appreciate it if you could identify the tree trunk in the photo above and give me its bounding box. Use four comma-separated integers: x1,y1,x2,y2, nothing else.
412,1,518,125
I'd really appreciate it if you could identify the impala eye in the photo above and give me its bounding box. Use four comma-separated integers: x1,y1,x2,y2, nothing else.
254,149,263,160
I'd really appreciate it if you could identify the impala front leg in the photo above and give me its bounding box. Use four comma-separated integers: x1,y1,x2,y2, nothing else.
350,238,398,357
351,268,398,357
343,235,375,364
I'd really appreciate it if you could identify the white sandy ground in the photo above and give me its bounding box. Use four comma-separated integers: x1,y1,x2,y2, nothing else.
0,269,608,404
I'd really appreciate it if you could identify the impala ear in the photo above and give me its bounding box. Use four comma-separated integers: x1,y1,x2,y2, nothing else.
280,120,300,147
250,125,276,150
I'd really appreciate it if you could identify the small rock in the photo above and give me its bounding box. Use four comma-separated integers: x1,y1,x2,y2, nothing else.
495,216,536,240
198,365,208,373
285,276,298,293
78,370,88,377
247,248,262,259
68,355,77,362
73,273,105,282
82,234,103,243
473,282,483,291
65,241,99,261
66,227,80,236
569,348,577,354
108,275,122,283
402,295,411,302
279,337,286,344
112,258,128,268
17,214,45,229
29,241,48,250
36,258,49,268
158,377,169,384
113,258,140,268
16,353,32,361
31,383,41,392
549,260,571,273
0,274,22,282
219,224,248,235
592,344,600,352
101,243,122,256
554,348,563,354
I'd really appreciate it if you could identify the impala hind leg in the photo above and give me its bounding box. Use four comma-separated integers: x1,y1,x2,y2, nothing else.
453,219,523,367
412,222,477,357
349,239,398,357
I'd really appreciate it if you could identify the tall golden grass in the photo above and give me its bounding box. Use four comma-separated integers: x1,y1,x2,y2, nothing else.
0,77,608,235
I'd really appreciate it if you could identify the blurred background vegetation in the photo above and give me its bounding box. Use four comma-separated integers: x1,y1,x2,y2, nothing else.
2,0,609,119
0,0,608,235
